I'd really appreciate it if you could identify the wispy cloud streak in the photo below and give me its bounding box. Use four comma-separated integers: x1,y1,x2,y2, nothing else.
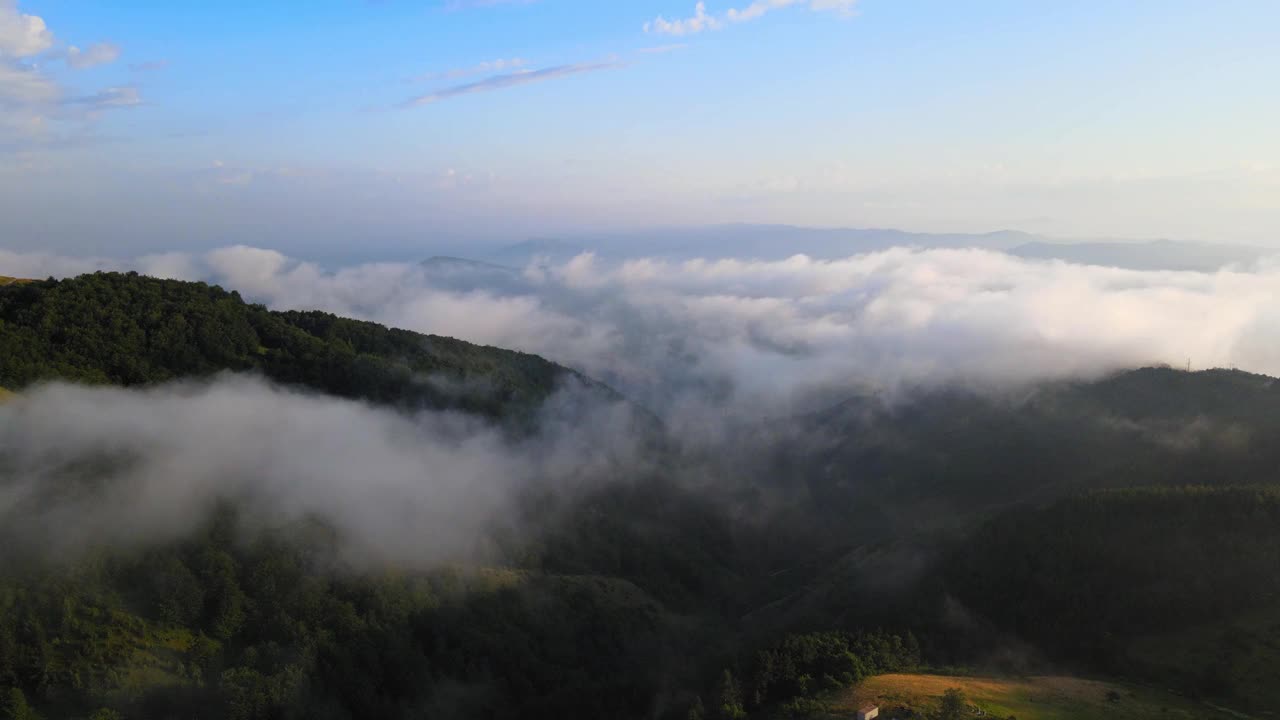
402,61,623,108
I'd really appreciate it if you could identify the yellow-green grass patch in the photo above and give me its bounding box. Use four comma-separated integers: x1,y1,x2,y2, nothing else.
817,673,1245,720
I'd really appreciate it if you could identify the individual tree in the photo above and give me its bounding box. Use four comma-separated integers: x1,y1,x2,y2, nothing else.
0,688,41,720
717,669,746,719
938,688,968,720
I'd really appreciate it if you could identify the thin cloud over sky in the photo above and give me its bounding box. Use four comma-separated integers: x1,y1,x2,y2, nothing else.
128,59,169,72
403,60,623,108
645,0,859,35
65,85,141,109
441,0,539,10
64,42,121,69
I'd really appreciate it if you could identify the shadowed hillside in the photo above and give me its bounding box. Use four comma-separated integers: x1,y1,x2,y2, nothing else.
948,486,1280,709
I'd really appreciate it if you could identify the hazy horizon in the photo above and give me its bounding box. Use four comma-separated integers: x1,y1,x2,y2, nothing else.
2,0,1278,256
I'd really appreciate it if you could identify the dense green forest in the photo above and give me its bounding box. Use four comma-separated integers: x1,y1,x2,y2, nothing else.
0,505,695,719
948,485,1280,708
0,272,594,420
3,272,1280,717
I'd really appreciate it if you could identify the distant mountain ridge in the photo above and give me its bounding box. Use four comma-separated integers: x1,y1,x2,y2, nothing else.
1008,238,1271,271
489,225,1038,264
483,224,1276,272
421,256,516,273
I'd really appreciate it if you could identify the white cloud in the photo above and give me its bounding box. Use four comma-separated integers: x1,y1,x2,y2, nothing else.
10,245,1280,429
645,0,858,35
65,41,120,69
0,0,53,58
0,3,135,151
0,248,115,277
725,0,801,23
644,1,721,35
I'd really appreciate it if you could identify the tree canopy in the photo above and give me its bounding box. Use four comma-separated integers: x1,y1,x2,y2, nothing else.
0,272,592,420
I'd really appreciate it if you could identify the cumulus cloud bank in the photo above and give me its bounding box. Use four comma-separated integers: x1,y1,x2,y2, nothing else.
5,244,1280,423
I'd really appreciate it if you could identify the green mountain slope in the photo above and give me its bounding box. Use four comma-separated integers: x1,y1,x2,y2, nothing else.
0,272,603,419
720,370,1280,713
947,485,1280,709
771,367,1280,542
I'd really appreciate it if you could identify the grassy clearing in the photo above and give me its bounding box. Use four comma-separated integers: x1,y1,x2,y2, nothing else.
819,673,1243,720
0,276,34,286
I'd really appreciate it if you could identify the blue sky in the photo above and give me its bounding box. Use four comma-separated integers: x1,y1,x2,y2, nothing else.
1,0,1278,256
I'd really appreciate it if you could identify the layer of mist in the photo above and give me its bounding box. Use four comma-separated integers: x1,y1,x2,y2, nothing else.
0,375,647,567
5,241,1280,567
4,244,1278,422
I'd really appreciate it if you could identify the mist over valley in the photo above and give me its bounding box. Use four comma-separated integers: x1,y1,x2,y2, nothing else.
3,0,1279,717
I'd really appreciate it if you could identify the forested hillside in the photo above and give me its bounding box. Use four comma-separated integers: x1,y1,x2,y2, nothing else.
0,272,589,420
948,486,1280,708
4,272,1280,718
0,506,696,719
770,367,1280,539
